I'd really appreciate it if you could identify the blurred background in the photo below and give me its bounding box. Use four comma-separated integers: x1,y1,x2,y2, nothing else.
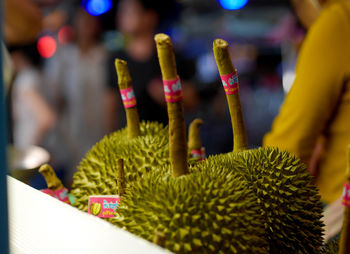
3,0,307,188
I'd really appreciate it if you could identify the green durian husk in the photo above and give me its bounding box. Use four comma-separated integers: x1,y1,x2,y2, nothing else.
321,238,339,254
112,165,269,254
198,147,324,253
71,121,170,212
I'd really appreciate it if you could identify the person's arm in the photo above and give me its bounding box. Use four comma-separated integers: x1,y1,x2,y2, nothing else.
290,0,321,29
263,4,350,166
24,88,57,145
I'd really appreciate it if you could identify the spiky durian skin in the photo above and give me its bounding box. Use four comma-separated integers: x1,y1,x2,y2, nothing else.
320,238,339,254
112,167,269,254
71,121,169,212
198,147,324,253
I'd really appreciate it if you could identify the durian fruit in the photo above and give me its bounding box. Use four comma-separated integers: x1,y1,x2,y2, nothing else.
320,238,339,254
70,60,170,212
114,166,269,254
196,148,324,253
111,33,269,254
338,146,350,254
212,38,324,253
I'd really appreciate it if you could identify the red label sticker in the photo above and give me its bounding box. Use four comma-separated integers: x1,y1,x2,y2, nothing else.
41,188,70,204
342,182,350,207
88,195,121,218
190,147,206,161
220,71,239,95
163,76,183,103
120,87,137,108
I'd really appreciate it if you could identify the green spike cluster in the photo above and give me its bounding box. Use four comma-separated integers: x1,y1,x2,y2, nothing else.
112,167,269,254
199,148,324,253
321,239,339,254
71,121,169,212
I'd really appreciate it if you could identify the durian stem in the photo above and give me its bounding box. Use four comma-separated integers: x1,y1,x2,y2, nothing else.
339,146,350,254
155,33,188,177
213,39,248,152
39,164,64,191
188,118,203,152
115,58,141,139
116,159,126,196
153,230,166,248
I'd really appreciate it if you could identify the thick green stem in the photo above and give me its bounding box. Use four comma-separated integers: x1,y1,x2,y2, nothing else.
115,59,141,139
116,159,126,196
39,164,64,191
155,33,188,177
188,118,203,152
339,146,350,254
213,39,248,152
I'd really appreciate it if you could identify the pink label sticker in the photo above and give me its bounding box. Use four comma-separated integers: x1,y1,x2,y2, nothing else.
220,71,239,95
200,147,206,160
163,76,183,103
41,188,70,204
342,183,350,207
191,149,201,158
190,147,206,161
120,87,137,108
88,195,121,218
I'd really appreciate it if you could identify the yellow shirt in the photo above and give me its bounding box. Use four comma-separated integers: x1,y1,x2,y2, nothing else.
263,2,350,204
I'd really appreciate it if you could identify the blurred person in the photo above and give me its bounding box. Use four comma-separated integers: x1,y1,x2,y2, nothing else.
43,8,110,184
264,0,350,206
9,43,56,149
107,0,198,128
290,0,321,29
3,43,14,96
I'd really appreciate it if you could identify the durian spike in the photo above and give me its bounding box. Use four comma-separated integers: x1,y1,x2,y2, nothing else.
188,118,203,153
153,230,166,248
115,58,141,139
116,159,126,196
155,33,188,177
39,164,64,191
213,39,248,152
339,146,350,254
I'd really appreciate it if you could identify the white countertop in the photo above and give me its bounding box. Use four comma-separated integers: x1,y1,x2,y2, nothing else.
7,176,171,254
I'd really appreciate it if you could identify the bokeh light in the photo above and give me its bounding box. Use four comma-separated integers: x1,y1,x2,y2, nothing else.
84,0,112,16
219,0,248,10
37,36,57,58
58,25,75,45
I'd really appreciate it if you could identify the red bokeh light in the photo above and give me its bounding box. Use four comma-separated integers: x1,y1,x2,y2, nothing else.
58,25,74,45
37,36,57,58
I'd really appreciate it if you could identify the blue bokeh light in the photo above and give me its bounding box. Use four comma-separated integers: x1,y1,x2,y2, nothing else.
85,0,112,16
219,0,248,10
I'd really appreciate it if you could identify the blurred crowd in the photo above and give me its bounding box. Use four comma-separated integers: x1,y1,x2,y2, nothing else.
4,0,304,187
